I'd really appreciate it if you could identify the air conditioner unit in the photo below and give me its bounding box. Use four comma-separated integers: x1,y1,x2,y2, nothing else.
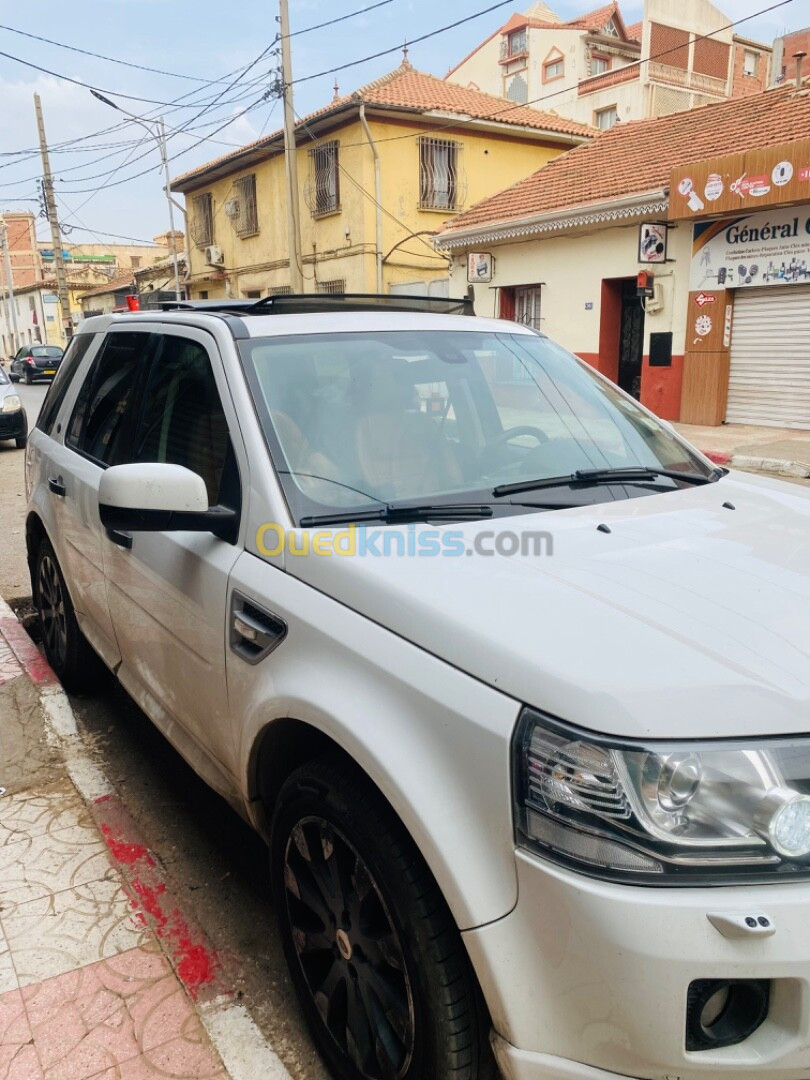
205,245,224,267
223,199,240,219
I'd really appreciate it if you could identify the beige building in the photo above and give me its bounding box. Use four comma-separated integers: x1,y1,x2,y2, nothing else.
446,0,771,129
170,60,593,300
38,231,184,278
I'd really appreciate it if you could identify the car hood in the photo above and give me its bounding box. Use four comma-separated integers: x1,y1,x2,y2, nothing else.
289,471,810,740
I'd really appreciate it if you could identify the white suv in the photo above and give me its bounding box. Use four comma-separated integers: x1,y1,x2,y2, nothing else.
24,296,810,1080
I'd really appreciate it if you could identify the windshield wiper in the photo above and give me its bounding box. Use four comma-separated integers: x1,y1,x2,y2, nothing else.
299,503,494,527
493,466,719,498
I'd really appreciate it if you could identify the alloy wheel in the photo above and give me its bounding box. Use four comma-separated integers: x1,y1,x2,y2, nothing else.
38,554,67,669
283,816,416,1079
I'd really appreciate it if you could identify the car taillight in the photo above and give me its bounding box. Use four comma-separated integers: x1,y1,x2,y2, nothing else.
25,357,35,365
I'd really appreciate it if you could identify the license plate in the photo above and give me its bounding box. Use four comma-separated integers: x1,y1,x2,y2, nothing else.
44,369,56,375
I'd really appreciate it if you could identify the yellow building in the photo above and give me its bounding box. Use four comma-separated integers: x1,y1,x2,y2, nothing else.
171,60,593,299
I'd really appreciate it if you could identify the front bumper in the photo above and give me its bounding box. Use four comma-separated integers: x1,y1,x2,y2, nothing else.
0,409,26,440
463,851,810,1080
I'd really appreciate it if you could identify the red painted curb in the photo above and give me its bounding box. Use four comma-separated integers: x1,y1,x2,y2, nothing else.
89,789,233,1005
0,617,57,686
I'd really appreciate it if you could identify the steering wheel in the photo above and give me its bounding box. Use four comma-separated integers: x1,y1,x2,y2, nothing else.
478,425,550,478
487,425,549,449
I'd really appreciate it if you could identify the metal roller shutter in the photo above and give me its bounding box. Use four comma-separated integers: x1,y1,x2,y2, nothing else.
726,285,810,429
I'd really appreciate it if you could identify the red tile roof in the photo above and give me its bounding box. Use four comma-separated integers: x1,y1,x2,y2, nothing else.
625,20,642,41
563,2,624,34
438,82,810,236
172,62,593,189
78,274,135,299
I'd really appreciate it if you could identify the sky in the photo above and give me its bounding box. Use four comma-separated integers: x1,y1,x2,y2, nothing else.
0,0,803,248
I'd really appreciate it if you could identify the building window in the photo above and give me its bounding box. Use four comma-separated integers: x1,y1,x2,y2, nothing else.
269,285,292,296
595,105,618,129
419,137,460,211
316,279,346,294
743,49,759,76
192,193,213,248
308,141,340,217
244,290,261,298
543,51,565,82
602,19,619,37
130,256,141,269
592,54,611,75
506,73,528,103
199,290,209,299
233,174,259,237
508,28,527,56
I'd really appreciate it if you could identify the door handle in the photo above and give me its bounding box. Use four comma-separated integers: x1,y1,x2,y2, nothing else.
48,476,66,497
106,528,133,550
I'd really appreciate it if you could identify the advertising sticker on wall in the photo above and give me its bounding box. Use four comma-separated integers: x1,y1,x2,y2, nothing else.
638,222,668,263
690,205,810,290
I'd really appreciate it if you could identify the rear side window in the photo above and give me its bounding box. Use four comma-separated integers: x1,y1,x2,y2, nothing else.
37,334,97,436
67,332,152,466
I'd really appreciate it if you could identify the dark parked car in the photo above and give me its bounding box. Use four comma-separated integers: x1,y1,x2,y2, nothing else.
9,344,64,384
0,365,27,448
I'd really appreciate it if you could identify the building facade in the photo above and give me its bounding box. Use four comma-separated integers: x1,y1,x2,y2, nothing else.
446,0,771,129
437,80,810,429
170,60,593,301
0,212,41,293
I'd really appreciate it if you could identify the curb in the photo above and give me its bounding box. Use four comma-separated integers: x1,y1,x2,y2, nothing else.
0,595,292,1080
699,449,810,478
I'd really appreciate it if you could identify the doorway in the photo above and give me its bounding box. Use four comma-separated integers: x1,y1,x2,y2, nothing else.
618,279,645,399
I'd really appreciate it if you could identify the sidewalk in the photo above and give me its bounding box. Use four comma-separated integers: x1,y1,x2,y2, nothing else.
0,597,291,1080
674,422,810,478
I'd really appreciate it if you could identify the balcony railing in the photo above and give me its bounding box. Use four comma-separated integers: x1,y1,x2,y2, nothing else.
647,61,727,96
577,63,640,95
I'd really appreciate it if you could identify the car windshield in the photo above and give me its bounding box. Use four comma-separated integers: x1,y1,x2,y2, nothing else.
32,347,62,358
240,329,714,522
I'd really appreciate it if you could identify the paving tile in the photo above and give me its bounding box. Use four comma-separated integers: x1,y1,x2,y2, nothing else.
0,824,114,912
22,947,225,1080
0,929,16,996
1,879,150,989
0,986,42,1080
0,784,92,849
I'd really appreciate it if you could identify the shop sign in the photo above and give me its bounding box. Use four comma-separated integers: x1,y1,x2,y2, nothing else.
669,137,810,220
690,205,810,291
638,221,668,263
467,252,494,283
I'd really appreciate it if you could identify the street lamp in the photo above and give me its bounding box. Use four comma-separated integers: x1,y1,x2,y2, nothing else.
90,90,182,302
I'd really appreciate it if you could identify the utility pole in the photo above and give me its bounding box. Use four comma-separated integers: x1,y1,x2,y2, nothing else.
279,0,304,292
0,217,20,353
35,93,73,342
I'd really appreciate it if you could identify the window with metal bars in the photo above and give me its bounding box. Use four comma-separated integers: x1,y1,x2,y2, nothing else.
233,175,259,237
269,285,292,296
316,279,346,294
192,193,213,248
308,141,340,217
419,137,460,211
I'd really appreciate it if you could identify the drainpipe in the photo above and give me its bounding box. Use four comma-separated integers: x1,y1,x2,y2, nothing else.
358,104,384,293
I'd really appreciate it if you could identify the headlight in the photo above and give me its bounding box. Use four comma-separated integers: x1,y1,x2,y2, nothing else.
514,709,810,884
1,394,21,413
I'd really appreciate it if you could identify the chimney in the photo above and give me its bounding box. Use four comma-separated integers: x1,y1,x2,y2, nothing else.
794,50,807,89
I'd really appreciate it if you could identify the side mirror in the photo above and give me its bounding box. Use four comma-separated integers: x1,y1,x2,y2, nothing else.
99,463,237,540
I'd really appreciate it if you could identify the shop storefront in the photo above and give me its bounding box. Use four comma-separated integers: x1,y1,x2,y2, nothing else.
671,137,810,429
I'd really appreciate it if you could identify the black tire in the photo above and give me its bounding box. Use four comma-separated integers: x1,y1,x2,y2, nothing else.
34,538,99,693
15,434,26,449
8,371,18,383
24,371,34,385
271,755,495,1080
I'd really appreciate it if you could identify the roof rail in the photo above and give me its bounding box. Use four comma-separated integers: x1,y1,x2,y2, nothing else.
157,293,475,316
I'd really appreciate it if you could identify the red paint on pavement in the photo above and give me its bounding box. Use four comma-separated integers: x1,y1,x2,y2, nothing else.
0,618,57,685
701,449,732,465
96,808,222,1002
100,822,155,867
